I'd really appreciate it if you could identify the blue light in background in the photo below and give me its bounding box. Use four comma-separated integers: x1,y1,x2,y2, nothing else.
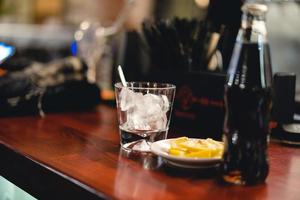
71,41,78,56
0,43,15,64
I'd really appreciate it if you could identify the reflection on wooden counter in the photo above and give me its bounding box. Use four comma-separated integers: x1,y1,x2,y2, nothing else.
0,105,300,199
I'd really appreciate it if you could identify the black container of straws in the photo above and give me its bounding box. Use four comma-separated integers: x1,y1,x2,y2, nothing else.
119,17,228,140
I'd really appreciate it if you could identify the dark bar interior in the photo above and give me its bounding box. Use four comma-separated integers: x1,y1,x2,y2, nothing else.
0,0,300,199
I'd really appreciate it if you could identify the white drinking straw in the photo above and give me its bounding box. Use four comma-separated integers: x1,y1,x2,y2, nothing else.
118,65,127,87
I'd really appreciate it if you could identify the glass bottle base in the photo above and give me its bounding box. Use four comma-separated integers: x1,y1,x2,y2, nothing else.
221,170,267,185
222,171,245,185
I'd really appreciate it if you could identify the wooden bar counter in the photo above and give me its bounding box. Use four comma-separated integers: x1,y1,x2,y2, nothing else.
0,104,300,200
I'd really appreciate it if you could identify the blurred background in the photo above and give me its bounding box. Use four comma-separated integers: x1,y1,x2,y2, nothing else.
0,1,300,199
0,0,299,94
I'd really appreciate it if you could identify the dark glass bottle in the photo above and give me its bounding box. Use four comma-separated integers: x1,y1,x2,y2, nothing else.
220,3,273,185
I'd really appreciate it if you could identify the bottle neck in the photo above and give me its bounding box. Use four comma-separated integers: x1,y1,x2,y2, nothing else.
237,13,267,43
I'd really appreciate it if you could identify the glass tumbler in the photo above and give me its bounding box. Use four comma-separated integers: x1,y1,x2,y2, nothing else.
115,82,176,152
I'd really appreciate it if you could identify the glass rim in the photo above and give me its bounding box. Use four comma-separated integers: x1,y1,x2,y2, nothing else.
114,82,176,90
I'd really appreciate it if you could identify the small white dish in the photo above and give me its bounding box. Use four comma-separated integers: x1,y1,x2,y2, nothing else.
150,138,222,169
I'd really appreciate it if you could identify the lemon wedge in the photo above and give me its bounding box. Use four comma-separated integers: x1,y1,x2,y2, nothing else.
169,137,224,158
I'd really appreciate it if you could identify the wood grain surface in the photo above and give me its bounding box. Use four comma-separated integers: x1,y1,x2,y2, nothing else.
0,105,300,200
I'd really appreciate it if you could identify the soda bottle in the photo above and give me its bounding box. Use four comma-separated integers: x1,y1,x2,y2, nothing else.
220,3,272,185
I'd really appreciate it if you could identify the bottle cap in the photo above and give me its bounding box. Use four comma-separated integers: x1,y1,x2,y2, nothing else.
242,3,268,15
